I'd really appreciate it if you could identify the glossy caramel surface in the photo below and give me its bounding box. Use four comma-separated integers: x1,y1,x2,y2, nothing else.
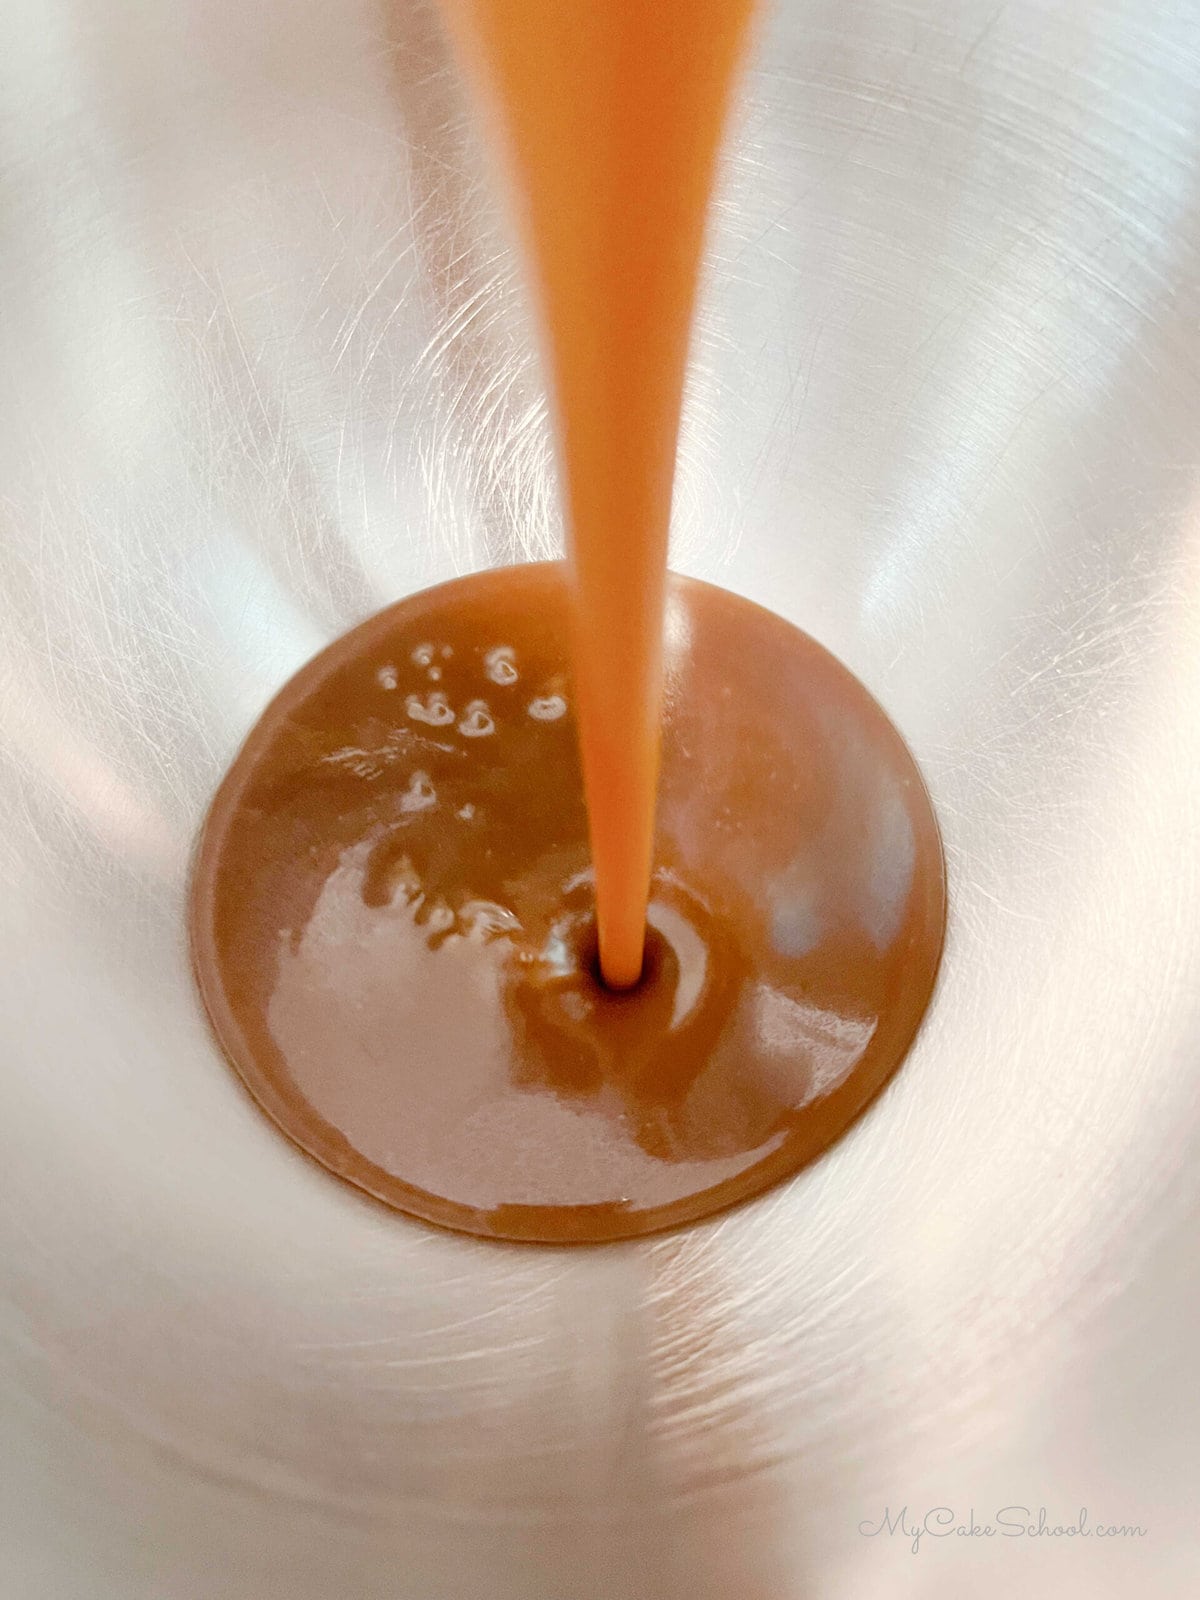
191,564,944,1240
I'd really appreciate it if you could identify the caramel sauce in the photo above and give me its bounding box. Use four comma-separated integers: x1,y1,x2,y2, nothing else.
190,0,946,1241
190,565,944,1241
435,0,759,986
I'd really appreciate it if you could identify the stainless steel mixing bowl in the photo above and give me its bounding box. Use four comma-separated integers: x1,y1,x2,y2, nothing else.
2,0,1198,1594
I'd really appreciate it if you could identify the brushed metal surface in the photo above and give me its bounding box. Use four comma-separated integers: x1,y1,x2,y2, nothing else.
2,0,1198,1595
